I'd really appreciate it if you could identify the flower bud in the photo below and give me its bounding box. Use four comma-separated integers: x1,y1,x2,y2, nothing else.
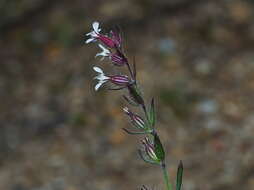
140,137,161,164
123,107,146,130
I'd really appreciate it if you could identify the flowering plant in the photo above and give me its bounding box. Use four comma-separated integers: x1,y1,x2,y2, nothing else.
86,21,183,190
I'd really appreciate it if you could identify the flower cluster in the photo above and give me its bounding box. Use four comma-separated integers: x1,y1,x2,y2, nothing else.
86,21,183,190
86,22,127,66
86,20,164,162
87,21,133,91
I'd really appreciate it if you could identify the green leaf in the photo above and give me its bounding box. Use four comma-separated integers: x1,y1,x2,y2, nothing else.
176,161,183,190
148,98,155,127
154,133,165,161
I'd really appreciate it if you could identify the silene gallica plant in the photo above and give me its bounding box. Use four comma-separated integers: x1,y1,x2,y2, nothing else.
86,21,183,190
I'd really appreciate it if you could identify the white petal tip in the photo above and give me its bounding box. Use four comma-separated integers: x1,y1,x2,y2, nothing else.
93,21,99,26
95,82,102,91
98,44,104,48
92,21,100,32
85,38,94,44
93,66,103,73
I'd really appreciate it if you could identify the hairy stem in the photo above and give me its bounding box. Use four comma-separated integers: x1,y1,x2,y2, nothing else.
162,162,173,190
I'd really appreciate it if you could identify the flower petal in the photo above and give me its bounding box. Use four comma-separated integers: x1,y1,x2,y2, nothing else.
92,22,100,33
86,38,95,44
95,81,106,91
95,52,103,58
98,44,109,52
93,66,103,73
86,31,93,36
95,82,101,91
96,74,109,81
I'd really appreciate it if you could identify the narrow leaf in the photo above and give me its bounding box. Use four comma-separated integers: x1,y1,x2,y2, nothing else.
148,98,155,127
176,160,183,190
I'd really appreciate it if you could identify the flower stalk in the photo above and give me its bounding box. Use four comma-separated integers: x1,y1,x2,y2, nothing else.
162,162,173,190
86,21,183,190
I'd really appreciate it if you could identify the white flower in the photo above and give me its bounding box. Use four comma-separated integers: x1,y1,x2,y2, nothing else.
93,66,109,91
95,44,110,60
86,21,101,44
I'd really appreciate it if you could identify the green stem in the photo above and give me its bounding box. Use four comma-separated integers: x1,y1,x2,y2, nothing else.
162,162,173,190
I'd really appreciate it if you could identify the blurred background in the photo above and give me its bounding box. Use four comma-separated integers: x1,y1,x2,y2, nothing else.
1,0,254,190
